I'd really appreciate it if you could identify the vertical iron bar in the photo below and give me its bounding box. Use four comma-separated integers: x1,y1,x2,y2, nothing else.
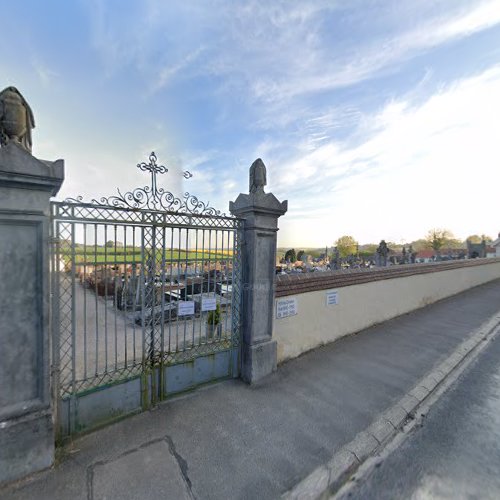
207,229,212,342
159,224,166,399
176,227,181,352
213,227,218,341
227,229,232,340
113,225,118,371
104,225,108,372
140,226,146,366
168,228,174,355
149,224,156,365
94,224,99,375
200,229,206,346
183,227,189,351
123,226,128,366
51,215,62,438
70,222,77,431
231,224,237,348
192,228,198,348
223,229,228,339
83,223,88,380
132,226,137,363
149,220,157,407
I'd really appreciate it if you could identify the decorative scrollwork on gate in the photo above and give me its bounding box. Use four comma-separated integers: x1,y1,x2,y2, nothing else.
64,152,224,216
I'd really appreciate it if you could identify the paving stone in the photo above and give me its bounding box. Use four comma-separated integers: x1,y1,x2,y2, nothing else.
384,405,408,429
347,432,379,461
399,395,419,413
367,419,395,445
92,441,191,500
409,385,430,403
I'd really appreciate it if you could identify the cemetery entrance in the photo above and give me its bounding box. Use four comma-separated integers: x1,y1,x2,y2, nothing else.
51,153,242,437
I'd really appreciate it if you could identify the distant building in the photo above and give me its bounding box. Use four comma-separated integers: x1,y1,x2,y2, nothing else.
491,233,500,257
486,246,496,258
415,250,435,263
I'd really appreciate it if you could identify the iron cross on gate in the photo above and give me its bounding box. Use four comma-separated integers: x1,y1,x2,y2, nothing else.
137,152,193,201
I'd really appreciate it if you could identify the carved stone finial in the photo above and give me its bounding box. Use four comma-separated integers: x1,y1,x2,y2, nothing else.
249,158,267,194
0,86,35,153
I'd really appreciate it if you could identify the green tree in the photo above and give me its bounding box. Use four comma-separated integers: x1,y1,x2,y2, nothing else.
335,235,357,258
359,244,378,255
466,234,492,244
444,238,464,250
297,250,305,261
466,234,482,244
284,248,296,263
409,239,432,251
426,229,454,253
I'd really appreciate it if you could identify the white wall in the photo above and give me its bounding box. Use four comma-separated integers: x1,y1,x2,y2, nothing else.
274,261,500,363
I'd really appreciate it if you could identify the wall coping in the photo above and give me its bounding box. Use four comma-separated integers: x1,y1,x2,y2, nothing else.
275,258,500,297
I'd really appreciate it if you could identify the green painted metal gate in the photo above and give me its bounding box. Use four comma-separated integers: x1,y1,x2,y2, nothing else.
51,153,242,437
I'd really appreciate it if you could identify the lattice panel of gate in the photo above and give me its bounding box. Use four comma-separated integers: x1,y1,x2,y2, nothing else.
51,153,242,436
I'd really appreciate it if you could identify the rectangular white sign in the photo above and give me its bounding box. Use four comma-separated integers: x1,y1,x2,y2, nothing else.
276,297,298,319
178,301,195,316
326,290,339,306
201,297,217,312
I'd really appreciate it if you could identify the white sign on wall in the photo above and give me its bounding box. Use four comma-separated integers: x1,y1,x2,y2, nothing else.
276,297,298,319
326,290,339,306
201,297,217,312
178,301,195,316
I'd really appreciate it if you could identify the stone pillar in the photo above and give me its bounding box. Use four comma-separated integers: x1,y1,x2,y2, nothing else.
230,159,287,383
0,142,64,485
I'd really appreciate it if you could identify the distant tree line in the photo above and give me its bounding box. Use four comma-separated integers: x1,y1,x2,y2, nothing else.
280,229,494,263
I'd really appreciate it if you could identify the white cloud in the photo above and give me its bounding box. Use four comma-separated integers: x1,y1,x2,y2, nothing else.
23,0,500,250
82,0,500,114
252,0,500,103
275,65,500,247
151,46,206,93
31,58,58,87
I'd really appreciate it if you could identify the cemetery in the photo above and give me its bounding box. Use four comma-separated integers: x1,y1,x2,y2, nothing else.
2,2,500,497
2,76,500,496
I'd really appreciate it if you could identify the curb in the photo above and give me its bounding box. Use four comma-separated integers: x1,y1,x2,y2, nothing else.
282,311,500,500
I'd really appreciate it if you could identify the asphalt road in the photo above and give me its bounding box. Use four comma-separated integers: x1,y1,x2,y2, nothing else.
337,330,500,500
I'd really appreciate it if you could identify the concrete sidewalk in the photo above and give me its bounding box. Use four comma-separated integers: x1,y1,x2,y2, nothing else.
3,279,500,500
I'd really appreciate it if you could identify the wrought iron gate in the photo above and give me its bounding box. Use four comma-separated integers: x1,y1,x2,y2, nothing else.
51,153,242,436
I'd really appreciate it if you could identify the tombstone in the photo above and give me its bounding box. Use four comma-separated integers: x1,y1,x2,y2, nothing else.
334,247,340,270
376,240,389,267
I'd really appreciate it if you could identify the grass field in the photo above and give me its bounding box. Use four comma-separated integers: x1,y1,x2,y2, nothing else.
60,246,233,265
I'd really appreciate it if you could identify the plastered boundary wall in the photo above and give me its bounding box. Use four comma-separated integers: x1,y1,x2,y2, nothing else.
274,259,500,363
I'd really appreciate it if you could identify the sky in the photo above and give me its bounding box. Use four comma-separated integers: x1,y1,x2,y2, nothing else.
1,0,500,247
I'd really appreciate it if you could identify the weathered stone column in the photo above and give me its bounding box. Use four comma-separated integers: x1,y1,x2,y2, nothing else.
230,159,287,383
0,130,64,481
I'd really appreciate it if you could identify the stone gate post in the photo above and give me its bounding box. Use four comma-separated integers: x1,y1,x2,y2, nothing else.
0,91,64,485
230,159,287,383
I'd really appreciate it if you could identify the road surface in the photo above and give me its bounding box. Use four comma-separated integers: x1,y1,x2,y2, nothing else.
337,333,500,499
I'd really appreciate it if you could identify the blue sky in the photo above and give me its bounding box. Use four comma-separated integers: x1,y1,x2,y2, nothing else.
2,0,500,246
